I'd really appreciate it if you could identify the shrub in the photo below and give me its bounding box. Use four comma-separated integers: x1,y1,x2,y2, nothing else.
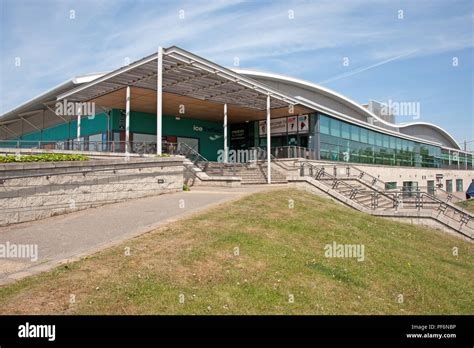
0,153,89,163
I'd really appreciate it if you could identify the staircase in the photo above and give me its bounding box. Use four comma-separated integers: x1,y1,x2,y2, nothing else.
202,162,287,184
178,143,287,185
299,162,474,239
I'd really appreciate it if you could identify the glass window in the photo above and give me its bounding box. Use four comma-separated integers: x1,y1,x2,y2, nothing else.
385,182,397,190
320,115,330,134
456,179,463,192
350,125,359,142
382,135,390,148
375,133,383,147
389,136,396,149
341,122,350,139
396,138,402,150
330,118,341,137
360,128,368,143
368,131,375,145
403,140,410,151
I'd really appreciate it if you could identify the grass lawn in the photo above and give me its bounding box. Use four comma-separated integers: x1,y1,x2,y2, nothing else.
0,189,472,315
456,199,474,213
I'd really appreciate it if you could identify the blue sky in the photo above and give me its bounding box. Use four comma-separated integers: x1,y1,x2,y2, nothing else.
1,0,473,147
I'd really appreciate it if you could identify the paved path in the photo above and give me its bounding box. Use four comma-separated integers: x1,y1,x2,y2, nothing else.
0,185,286,285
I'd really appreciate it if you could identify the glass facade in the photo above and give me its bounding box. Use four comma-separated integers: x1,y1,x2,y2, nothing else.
318,114,473,169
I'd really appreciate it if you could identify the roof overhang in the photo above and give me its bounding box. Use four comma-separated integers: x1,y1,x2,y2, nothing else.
56,46,311,114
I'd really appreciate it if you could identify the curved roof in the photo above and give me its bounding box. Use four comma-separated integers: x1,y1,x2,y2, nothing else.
0,73,106,123
397,122,460,149
233,69,461,150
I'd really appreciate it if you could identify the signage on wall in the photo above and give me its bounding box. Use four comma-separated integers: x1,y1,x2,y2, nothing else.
231,129,245,140
192,124,221,133
298,115,309,133
287,116,297,134
258,115,310,137
259,117,287,136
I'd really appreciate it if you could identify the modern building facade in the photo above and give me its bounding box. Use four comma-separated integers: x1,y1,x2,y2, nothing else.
1,46,472,172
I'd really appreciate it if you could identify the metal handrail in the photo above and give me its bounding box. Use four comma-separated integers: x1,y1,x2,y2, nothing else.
299,162,473,225
177,142,210,172
0,139,181,155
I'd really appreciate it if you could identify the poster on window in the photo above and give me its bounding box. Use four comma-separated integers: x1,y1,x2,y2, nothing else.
259,117,287,136
287,116,297,134
298,114,309,133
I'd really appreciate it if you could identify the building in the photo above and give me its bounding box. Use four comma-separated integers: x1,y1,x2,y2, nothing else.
1,46,473,189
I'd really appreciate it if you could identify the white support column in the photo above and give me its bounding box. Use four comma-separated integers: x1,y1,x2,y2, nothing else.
157,46,163,155
76,105,81,141
125,85,131,153
266,94,271,184
223,103,228,163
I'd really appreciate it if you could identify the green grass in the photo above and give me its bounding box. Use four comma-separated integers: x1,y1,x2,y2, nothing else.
456,199,474,213
0,189,472,315
0,153,88,163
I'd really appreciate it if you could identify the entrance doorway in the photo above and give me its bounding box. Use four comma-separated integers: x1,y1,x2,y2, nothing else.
402,181,418,198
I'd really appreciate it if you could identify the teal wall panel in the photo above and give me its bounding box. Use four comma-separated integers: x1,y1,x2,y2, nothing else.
20,113,108,141
126,111,223,161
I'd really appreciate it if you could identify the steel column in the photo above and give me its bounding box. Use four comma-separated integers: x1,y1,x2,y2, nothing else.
266,94,271,184
224,103,228,163
125,85,131,153
157,46,163,155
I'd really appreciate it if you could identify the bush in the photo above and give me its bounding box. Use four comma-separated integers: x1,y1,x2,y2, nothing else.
0,153,89,163
183,184,190,191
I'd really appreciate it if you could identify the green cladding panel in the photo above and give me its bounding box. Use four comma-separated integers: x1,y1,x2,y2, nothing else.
112,110,224,161
20,112,108,141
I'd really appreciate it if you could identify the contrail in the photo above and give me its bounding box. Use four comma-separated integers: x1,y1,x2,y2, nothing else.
318,50,418,85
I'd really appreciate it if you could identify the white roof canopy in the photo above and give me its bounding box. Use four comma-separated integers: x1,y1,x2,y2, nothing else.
57,46,305,111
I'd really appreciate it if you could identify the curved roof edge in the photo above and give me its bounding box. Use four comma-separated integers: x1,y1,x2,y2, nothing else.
0,72,106,122
233,69,461,150
397,122,460,150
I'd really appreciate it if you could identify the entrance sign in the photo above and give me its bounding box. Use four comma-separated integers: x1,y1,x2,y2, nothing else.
287,116,297,134
259,120,267,136
271,117,287,135
259,117,287,136
231,129,245,140
298,115,309,133
259,117,293,137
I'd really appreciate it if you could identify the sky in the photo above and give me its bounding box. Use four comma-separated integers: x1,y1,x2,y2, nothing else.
0,0,473,147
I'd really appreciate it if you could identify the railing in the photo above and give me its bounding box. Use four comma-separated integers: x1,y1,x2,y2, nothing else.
299,161,473,232
300,163,387,191
272,146,317,160
300,162,395,209
0,140,179,155
177,142,210,172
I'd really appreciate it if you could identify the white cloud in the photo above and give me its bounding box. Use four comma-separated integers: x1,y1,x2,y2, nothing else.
1,0,472,113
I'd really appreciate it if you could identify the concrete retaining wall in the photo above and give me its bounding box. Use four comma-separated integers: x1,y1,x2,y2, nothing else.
0,157,184,226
